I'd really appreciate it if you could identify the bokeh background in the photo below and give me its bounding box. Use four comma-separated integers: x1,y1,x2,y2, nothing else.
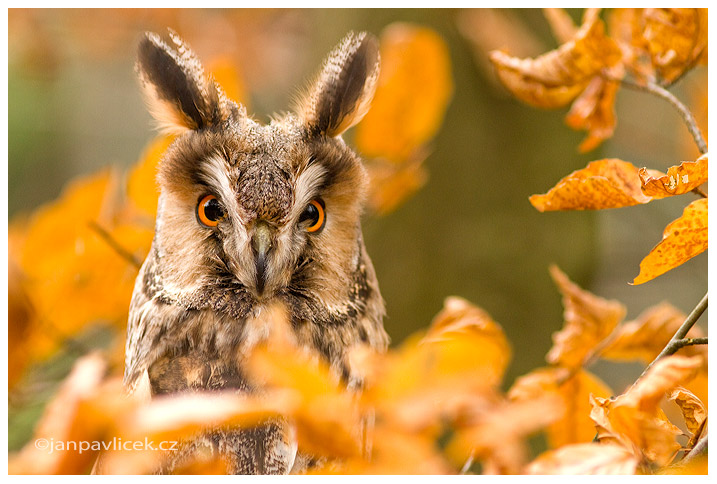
8,8,707,451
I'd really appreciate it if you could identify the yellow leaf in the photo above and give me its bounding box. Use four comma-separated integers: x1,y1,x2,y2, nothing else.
601,302,706,364
639,154,708,198
632,198,708,284
546,265,626,368
126,135,174,217
530,159,655,211
622,355,702,412
668,387,706,437
355,23,453,163
508,367,612,448
643,8,708,83
526,442,639,475
489,15,622,109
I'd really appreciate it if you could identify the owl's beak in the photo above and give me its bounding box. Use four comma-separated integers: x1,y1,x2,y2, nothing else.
251,221,273,296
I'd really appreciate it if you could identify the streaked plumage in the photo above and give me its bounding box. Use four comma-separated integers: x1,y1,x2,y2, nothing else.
125,30,388,474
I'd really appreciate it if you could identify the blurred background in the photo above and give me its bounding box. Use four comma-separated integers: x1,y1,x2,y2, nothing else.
8,8,707,452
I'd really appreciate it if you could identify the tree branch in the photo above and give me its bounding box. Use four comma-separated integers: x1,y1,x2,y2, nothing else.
88,221,142,269
633,292,707,385
617,77,707,155
681,433,708,465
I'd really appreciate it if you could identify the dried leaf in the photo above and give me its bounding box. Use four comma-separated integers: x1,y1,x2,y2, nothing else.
509,367,612,448
489,15,621,109
623,355,702,412
632,198,708,284
355,23,452,163
527,442,639,475
668,387,706,437
643,8,708,83
608,9,655,81
565,75,621,152
547,265,626,368
601,302,706,363
590,356,703,466
530,159,657,211
639,154,708,198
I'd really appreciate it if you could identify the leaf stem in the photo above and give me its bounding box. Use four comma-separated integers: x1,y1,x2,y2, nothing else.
617,77,707,155
635,293,707,383
88,221,142,269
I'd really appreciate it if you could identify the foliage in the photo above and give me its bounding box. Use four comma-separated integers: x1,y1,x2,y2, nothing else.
8,9,707,475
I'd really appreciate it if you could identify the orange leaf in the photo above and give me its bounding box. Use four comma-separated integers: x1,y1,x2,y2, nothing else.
489,15,621,109
546,265,626,368
639,154,708,198
608,8,655,82
643,8,708,83
565,75,621,152
355,23,453,163
622,355,702,412
207,56,247,107
542,8,578,44
601,302,706,364
526,442,638,475
632,198,707,284
508,367,612,448
530,159,656,211
668,387,706,437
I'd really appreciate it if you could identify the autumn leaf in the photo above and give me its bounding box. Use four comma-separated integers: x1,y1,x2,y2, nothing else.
590,355,702,466
639,154,708,199
542,8,579,44
508,367,612,448
601,302,706,364
642,8,708,83
355,23,452,164
207,56,247,107
526,442,639,475
565,75,621,152
546,265,626,369
489,14,621,109
607,8,655,82
632,198,707,285
529,159,656,211
668,387,705,438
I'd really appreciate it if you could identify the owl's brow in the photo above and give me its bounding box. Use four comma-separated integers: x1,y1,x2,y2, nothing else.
292,161,327,218
198,153,239,212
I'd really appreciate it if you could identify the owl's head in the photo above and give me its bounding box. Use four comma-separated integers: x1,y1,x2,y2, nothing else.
136,30,380,308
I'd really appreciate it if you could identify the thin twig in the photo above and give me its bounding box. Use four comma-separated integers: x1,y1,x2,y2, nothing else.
669,337,708,351
681,433,708,465
459,454,475,474
616,77,708,155
632,293,707,387
88,221,142,269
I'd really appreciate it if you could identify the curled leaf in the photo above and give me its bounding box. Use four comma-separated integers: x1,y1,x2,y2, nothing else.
643,8,708,83
530,159,655,211
632,198,708,285
639,154,708,199
668,387,706,437
489,15,621,109
565,74,621,152
547,265,626,368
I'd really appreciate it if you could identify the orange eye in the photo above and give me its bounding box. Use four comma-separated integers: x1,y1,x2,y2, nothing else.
299,198,325,233
196,194,226,227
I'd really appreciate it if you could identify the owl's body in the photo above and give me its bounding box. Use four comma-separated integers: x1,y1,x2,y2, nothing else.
124,31,388,474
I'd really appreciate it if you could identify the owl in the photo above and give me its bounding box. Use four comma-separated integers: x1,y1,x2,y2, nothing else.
124,30,389,474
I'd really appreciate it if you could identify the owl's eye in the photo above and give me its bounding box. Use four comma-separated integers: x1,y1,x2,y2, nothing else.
197,194,226,227
299,198,325,233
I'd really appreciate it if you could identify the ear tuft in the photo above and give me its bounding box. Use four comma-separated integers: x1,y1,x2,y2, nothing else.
136,30,230,134
298,32,380,138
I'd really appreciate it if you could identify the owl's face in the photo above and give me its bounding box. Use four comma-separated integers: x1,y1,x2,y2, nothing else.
136,31,379,310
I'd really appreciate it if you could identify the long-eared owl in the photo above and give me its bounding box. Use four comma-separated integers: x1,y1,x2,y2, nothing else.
123,30,389,474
